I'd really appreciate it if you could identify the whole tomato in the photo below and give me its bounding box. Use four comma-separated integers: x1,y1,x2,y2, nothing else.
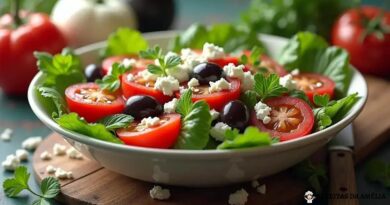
0,13,67,95
332,6,390,76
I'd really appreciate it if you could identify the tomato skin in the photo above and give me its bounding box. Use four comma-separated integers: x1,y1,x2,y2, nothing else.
332,6,390,76
251,96,314,142
209,56,239,67
117,114,181,148
293,73,336,103
102,55,151,75
0,13,67,95
65,83,125,122
243,51,288,76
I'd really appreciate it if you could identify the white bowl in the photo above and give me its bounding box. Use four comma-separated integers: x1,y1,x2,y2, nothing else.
28,31,367,187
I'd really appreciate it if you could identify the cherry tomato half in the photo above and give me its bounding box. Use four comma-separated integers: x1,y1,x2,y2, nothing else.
292,73,336,102
175,78,241,111
65,83,125,122
251,96,314,141
116,114,181,148
102,55,152,75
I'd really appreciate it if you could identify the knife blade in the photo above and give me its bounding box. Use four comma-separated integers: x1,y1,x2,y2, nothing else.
328,124,359,205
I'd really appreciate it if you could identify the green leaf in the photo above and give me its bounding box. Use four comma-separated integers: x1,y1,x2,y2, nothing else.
102,28,148,58
32,198,50,205
313,94,330,107
99,114,134,130
278,32,352,96
139,46,162,60
2,166,30,197
254,73,288,100
40,177,60,198
240,90,259,108
96,63,131,92
56,113,123,144
292,160,328,194
176,89,193,116
365,159,390,188
288,89,312,106
217,127,272,149
37,86,67,117
165,55,182,68
147,64,164,75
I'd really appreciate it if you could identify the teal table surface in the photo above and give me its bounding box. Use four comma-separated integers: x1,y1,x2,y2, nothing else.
1,0,389,205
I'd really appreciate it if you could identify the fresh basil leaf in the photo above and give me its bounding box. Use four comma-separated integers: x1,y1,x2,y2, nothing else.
96,63,131,92
102,28,148,58
313,94,330,107
2,166,30,197
240,90,258,108
37,86,67,117
278,32,352,96
254,73,288,100
40,177,60,198
56,113,123,144
217,127,272,149
99,114,134,130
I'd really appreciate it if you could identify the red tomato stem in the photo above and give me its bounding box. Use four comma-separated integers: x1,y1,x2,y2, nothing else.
11,0,22,27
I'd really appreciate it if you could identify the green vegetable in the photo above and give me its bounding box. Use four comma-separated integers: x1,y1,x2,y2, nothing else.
217,127,272,149
313,94,330,107
174,90,212,150
292,160,328,194
365,159,390,188
95,62,132,92
56,113,123,144
139,46,182,76
102,27,148,58
2,166,60,205
99,114,134,131
240,0,359,39
170,23,264,53
240,90,259,108
313,93,359,130
278,32,352,97
37,86,67,117
288,89,312,106
0,0,58,15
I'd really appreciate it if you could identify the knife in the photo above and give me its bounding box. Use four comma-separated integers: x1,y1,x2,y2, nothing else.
328,124,359,205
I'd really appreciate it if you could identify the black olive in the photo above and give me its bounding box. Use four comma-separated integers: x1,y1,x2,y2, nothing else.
85,64,103,82
124,95,163,120
220,100,250,132
191,62,223,85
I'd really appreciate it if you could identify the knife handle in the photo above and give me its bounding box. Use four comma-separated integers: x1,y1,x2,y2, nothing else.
329,147,359,205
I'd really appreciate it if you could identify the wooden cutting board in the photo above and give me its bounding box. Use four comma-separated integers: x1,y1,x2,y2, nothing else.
32,75,390,205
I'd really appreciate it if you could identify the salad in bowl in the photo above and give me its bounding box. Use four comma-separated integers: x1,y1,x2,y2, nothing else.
28,24,366,186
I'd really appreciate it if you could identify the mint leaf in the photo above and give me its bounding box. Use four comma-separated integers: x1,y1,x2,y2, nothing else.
217,127,272,149
254,73,288,100
102,28,148,58
96,63,131,92
37,86,67,117
40,177,60,198
240,90,258,108
313,94,330,107
99,114,134,130
56,113,123,144
365,159,390,188
3,166,30,197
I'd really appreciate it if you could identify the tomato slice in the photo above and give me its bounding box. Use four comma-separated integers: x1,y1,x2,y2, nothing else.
65,83,125,122
116,114,181,148
102,55,152,75
121,70,173,104
209,56,240,67
292,73,336,102
242,51,288,76
175,78,241,111
251,96,314,141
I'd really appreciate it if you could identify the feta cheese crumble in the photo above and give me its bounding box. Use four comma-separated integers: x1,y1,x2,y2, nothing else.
228,189,249,205
210,122,231,141
53,143,67,156
140,117,161,128
21,136,42,151
279,74,297,91
166,67,189,82
121,58,137,68
46,165,56,174
164,98,178,114
126,73,135,82
66,147,83,160
223,63,245,80
209,78,231,93
138,70,158,81
257,184,266,194
2,154,20,171
15,149,28,161
154,76,180,96
241,71,255,92
251,179,260,188
0,128,12,141
202,42,225,59
210,109,220,121
254,101,272,124
187,78,200,88
40,151,52,160
55,168,73,180
291,69,300,75
180,48,206,73
149,185,171,200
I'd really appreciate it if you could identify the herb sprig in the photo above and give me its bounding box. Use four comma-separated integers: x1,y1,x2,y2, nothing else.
96,62,132,92
139,46,182,76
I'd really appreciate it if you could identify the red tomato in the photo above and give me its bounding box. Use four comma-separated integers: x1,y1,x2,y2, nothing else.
292,73,336,102
242,51,288,76
121,70,172,104
65,83,125,122
102,55,152,75
175,78,241,111
209,56,240,67
251,96,314,141
332,6,390,76
116,114,181,148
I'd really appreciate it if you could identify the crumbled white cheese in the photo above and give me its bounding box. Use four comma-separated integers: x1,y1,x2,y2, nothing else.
280,74,297,91
149,185,171,200
254,101,272,124
126,73,135,82
140,117,161,128
201,42,225,59
121,58,137,68
228,189,249,205
2,154,20,171
291,69,300,75
15,149,28,161
187,78,200,88
251,179,260,188
257,184,266,194
223,63,245,79
164,98,178,114
21,136,42,151
55,168,73,180
0,128,12,141
241,71,255,92
53,143,67,156
154,76,180,96
66,147,83,160
210,109,220,121
209,78,231,93
40,151,52,160
46,165,56,174
166,67,189,82
210,122,231,141
180,48,207,72
138,70,158,81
